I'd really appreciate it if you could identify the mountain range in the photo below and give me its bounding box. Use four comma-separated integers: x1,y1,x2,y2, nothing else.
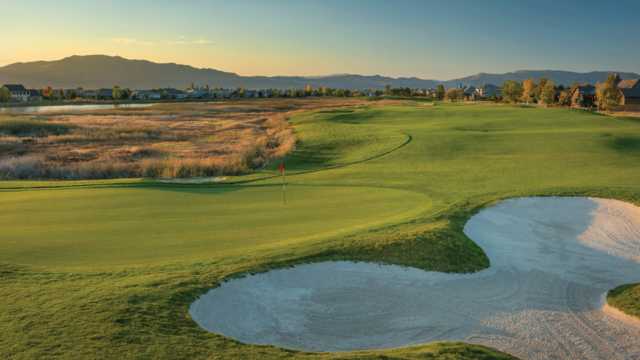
0,55,638,90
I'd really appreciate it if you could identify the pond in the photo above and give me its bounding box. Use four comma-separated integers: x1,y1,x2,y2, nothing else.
0,103,154,114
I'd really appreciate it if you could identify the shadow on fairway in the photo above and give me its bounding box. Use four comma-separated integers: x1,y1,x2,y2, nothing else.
609,135,640,153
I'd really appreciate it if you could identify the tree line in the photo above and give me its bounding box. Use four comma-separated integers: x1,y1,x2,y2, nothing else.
500,74,623,110
0,74,626,109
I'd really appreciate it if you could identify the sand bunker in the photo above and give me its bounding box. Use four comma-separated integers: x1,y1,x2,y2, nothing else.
189,197,640,359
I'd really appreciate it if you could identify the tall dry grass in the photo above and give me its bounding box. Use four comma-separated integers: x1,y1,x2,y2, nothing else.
0,99,368,180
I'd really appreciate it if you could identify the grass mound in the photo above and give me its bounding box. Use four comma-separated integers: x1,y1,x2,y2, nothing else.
608,283,640,319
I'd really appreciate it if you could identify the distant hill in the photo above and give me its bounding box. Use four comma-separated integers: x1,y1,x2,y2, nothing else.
0,55,637,89
444,70,640,88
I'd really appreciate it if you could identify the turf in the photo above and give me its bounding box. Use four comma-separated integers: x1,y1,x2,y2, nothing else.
608,283,640,319
0,185,429,269
4,102,640,359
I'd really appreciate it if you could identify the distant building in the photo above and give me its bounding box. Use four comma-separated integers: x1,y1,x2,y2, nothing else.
81,89,98,99
477,84,501,99
212,89,233,99
160,88,188,99
463,86,478,100
185,88,208,99
97,88,113,100
424,88,437,97
617,78,640,107
64,88,82,100
2,84,30,102
244,90,260,98
27,89,42,102
259,89,274,98
570,85,596,107
132,90,162,100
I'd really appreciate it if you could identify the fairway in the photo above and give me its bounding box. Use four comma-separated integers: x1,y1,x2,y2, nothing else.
3,102,640,359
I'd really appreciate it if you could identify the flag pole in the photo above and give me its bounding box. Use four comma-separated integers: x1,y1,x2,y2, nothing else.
280,162,286,205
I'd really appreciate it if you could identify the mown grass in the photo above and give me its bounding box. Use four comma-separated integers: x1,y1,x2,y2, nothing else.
608,283,640,319
3,102,640,359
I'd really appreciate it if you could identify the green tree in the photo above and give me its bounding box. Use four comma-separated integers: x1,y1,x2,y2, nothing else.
0,86,10,102
539,80,556,105
384,84,391,96
596,74,622,111
502,80,523,103
435,84,445,100
112,86,122,100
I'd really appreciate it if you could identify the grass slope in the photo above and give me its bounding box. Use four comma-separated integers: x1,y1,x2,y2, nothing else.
608,283,640,319
4,102,640,359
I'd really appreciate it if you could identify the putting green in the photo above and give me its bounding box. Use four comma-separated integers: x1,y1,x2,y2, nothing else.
0,184,429,269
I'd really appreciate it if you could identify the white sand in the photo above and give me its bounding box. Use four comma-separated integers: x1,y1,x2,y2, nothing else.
189,197,640,359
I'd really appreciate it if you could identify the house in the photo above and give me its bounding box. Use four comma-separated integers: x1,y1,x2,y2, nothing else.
570,85,596,107
97,88,113,100
617,78,640,107
3,84,30,102
476,84,501,99
132,90,162,100
64,88,82,100
463,86,477,101
80,89,98,99
259,89,274,98
185,88,208,99
212,89,233,99
164,88,188,99
28,89,43,102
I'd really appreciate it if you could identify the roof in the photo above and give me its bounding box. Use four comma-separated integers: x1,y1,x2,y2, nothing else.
165,88,186,95
28,89,41,96
463,86,476,95
573,85,596,96
2,84,27,92
618,79,639,89
134,90,161,94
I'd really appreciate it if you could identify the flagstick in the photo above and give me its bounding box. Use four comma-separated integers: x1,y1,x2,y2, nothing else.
281,167,287,205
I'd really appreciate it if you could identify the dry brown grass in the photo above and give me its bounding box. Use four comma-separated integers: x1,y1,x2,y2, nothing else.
0,98,378,179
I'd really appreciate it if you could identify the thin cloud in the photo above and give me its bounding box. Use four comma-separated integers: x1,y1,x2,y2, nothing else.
168,37,214,46
110,37,155,46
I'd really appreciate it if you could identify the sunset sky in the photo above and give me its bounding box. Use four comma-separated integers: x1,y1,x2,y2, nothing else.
3,0,640,79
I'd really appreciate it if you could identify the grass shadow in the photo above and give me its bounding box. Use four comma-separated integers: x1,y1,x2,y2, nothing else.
609,136,640,153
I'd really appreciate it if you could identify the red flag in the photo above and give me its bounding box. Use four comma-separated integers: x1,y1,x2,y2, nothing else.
278,162,285,174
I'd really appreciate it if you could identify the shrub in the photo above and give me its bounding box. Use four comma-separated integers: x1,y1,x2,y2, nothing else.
0,118,74,137
0,156,47,179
